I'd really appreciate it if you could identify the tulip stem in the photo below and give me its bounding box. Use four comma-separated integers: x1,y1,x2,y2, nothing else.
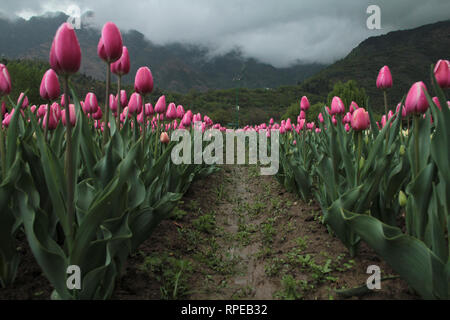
357,131,362,185
116,76,121,131
63,75,74,253
44,101,51,142
414,115,420,177
383,90,390,150
141,94,146,152
103,63,111,147
0,96,6,180
154,116,160,159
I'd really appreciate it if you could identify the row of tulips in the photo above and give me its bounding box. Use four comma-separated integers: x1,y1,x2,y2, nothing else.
271,62,450,299
0,22,219,299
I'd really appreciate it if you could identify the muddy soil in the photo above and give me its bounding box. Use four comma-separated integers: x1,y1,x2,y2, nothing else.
114,165,417,300
0,165,418,300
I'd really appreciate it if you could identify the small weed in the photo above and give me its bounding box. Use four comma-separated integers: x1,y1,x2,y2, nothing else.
139,253,193,300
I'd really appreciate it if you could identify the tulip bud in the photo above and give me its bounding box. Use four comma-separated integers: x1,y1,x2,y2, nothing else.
433,60,450,89
92,106,103,120
176,105,185,119
398,191,407,207
405,81,429,115
97,22,123,63
154,95,166,114
111,46,130,76
120,90,128,107
134,67,154,95
61,104,76,126
84,92,98,114
144,103,154,117
160,132,170,144
330,96,345,115
17,92,29,109
359,156,365,170
166,103,177,120
300,96,310,111
376,65,393,89
109,94,118,112
0,64,12,96
50,23,81,75
128,92,142,114
351,108,370,131
40,69,60,101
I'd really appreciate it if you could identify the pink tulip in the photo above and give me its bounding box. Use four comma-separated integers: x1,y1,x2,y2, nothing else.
50,23,81,75
137,110,145,124
432,97,442,110
37,104,47,118
92,106,103,120
109,94,118,112
176,105,185,119
332,116,337,126
17,93,29,109
144,103,154,116
42,102,60,130
154,95,166,114
160,132,170,144
97,22,123,63
111,46,130,76
381,115,387,128
300,96,310,111
318,113,324,123
2,111,13,127
405,81,429,115
349,101,359,114
166,103,177,120
433,60,450,89
396,103,407,118
128,92,143,115
181,112,192,126
299,111,306,120
298,119,305,130
343,112,352,124
120,90,128,107
134,67,154,95
61,94,66,107
285,118,292,131
204,116,213,126
40,69,60,101
376,65,393,89
351,108,370,131
61,104,76,126
280,124,286,134
0,64,12,96
330,96,345,115
84,92,98,114
345,123,350,132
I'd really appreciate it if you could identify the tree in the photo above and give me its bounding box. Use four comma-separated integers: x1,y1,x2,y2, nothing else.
327,80,368,109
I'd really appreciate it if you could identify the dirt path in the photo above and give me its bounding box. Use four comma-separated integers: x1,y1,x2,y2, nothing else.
114,165,417,300
0,164,419,300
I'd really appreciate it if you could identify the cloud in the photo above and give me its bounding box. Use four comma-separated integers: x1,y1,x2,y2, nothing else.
2,0,449,67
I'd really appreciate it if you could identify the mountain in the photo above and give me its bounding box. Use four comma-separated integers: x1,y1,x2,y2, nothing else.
0,12,325,93
299,20,450,110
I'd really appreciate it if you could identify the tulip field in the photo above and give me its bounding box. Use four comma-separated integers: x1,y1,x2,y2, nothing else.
0,21,449,300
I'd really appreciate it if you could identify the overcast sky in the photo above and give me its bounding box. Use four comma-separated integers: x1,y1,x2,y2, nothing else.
1,0,449,67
